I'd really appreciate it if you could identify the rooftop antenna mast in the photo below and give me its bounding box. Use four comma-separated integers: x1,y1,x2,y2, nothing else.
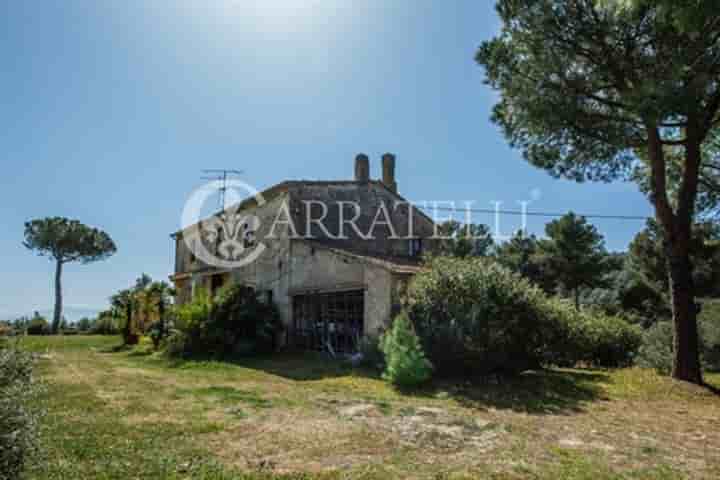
201,169,244,210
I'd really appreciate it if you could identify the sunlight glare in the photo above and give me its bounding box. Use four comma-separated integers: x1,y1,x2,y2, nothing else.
220,0,327,31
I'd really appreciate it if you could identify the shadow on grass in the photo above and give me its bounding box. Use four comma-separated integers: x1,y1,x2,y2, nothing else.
236,352,364,380
97,343,133,353
434,369,612,414
223,353,610,414
158,351,361,380
97,343,156,358
255,354,611,413
114,347,612,414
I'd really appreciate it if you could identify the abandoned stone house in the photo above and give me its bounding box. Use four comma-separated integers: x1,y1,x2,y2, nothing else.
170,153,436,352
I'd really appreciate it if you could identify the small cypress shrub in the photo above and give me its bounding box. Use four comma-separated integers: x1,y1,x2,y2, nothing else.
381,313,433,387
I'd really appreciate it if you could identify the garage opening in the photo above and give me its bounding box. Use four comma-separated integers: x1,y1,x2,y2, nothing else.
291,290,364,354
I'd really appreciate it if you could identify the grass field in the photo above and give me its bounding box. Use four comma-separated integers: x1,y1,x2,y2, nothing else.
16,335,720,479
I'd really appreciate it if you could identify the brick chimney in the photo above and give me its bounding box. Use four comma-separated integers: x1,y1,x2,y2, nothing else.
381,153,397,193
354,153,370,182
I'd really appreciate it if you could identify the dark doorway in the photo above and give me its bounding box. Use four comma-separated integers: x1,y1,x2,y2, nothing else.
291,290,364,354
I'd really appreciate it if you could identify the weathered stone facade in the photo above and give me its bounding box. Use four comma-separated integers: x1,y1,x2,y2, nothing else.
170,154,434,346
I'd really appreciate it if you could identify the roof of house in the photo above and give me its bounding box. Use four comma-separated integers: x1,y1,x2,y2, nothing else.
172,179,435,238
300,239,424,274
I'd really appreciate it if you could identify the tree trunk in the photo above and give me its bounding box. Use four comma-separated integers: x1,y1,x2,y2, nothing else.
124,304,136,345
52,260,63,334
667,243,703,384
647,124,704,384
158,300,165,335
574,288,580,311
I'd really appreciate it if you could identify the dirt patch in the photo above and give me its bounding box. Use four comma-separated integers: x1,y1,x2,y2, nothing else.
339,403,381,417
203,401,507,474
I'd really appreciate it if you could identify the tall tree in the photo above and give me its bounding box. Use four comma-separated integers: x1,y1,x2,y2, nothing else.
436,220,494,257
476,0,720,383
146,280,175,338
133,274,154,331
23,217,116,333
494,230,555,292
539,213,609,309
629,219,720,297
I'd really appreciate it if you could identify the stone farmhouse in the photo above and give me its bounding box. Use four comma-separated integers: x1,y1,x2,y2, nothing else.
170,153,436,352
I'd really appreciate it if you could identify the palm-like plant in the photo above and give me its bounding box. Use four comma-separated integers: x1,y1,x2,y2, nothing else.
147,281,175,347
132,273,154,332
110,288,136,345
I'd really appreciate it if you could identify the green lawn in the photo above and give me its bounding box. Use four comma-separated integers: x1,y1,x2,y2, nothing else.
18,335,720,479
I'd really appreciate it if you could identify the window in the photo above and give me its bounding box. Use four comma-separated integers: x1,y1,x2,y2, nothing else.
409,238,423,257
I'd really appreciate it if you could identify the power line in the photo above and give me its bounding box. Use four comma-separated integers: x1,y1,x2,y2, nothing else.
414,205,649,221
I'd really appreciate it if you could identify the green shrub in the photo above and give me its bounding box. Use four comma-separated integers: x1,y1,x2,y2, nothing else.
163,329,189,358
1,342,41,479
380,313,433,387
76,317,92,332
407,256,554,376
406,256,641,376
700,301,720,371
637,303,720,374
581,268,669,328
637,321,674,374
582,312,643,367
174,287,213,333
211,285,283,355
172,287,213,354
0,323,12,337
26,317,49,336
148,321,168,350
543,300,642,368
90,315,119,335
170,285,283,357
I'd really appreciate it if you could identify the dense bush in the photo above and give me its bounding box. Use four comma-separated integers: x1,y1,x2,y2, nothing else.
380,313,433,387
406,256,557,376
171,285,283,357
0,323,12,337
584,312,643,367
26,317,49,336
543,300,642,368
1,343,41,479
638,302,720,374
163,329,189,357
581,268,669,328
148,321,168,350
700,301,720,371
637,321,674,374
76,317,92,332
405,256,641,377
89,315,119,335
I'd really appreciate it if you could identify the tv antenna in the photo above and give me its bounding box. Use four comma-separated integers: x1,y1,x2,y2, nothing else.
201,169,244,210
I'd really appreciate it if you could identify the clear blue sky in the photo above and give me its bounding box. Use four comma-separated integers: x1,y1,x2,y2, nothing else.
0,0,652,320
